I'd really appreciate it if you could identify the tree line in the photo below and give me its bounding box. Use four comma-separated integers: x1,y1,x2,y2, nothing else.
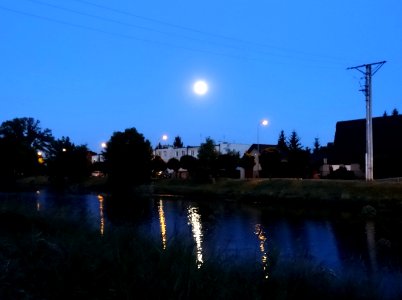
0,117,339,190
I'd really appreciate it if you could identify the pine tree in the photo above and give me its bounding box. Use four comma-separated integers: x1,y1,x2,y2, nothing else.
277,130,288,153
173,136,184,148
313,137,320,155
288,130,302,152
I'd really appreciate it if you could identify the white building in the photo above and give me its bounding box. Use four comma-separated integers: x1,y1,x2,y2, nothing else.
154,142,252,162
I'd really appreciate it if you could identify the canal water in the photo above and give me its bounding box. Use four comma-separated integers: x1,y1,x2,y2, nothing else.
2,189,402,298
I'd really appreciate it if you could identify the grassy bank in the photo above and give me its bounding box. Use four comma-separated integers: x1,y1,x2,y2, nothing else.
152,178,402,217
152,177,402,201
9,176,402,218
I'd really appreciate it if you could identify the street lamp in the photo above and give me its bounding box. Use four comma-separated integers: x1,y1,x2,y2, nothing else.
257,119,268,154
99,142,107,162
256,119,268,178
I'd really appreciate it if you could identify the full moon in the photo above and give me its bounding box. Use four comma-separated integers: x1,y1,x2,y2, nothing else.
193,80,208,95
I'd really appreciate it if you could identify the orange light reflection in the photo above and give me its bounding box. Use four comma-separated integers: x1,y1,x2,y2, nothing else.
158,200,167,249
97,195,105,236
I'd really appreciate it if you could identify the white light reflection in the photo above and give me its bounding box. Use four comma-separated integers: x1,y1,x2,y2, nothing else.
35,190,41,211
187,205,204,268
365,221,378,272
158,199,167,249
254,224,269,278
97,195,105,236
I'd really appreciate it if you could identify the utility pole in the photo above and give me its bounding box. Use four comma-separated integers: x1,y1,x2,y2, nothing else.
347,61,386,181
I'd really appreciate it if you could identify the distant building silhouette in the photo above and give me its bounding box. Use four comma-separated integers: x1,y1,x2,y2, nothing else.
247,144,277,178
154,142,251,163
331,114,402,179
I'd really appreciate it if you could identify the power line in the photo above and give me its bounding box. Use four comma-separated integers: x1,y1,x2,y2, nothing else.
0,5,249,61
70,0,354,65
1,2,356,68
23,0,246,53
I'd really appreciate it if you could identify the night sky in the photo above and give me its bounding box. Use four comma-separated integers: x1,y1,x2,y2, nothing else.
1,0,401,152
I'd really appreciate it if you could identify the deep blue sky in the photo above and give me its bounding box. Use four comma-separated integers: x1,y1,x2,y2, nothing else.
1,0,401,153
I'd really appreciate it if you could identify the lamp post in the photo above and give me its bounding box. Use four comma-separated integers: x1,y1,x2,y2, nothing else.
154,134,168,157
257,119,268,154
162,134,168,145
256,119,268,178
99,142,107,162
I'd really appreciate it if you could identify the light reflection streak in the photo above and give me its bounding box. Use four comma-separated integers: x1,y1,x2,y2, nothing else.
158,200,167,249
36,190,41,211
365,221,378,272
97,195,105,236
187,205,204,268
254,224,269,278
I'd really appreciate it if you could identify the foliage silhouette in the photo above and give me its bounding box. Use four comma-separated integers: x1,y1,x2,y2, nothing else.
196,137,219,182
47,136,92,187
103,128,153,192
0,117,54,186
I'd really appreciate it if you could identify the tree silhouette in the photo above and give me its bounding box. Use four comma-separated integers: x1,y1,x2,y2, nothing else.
173,136,184,148
151,155,167,177
288,130,302,152
196,137,219,182
103,128,153,190
277,130,288,153
313,137,320,155
392,108,399,116
260,147,281,178
0,117,54,183
47,136,91,185
239,152,255,178
287,131,309,178
167,157,180,177
180,155,198,174
0,117,54,152
198,137,218,164
216,150,240,178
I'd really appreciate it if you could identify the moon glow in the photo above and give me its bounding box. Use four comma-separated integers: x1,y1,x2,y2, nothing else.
193,80,208,95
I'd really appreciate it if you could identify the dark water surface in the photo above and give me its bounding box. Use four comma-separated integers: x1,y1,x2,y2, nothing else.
2,189,402,298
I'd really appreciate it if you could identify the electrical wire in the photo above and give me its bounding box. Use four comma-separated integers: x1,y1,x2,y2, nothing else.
1,1,357,68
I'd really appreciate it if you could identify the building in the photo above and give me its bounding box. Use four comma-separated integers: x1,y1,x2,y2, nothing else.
154,142,252,162
246,144,278,178
330,114,402,179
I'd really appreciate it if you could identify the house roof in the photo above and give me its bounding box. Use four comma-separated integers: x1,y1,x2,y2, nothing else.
247,144,277,153
333,114,402,164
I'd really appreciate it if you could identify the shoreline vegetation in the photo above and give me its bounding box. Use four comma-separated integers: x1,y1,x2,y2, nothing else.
8,175,402,218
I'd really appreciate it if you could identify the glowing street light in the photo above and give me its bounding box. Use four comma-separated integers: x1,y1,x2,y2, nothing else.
257,119,269,154
256,119,269,178
98,142,107,162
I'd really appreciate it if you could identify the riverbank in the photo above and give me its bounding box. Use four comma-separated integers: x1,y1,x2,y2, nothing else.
152,177,402,202
9,176,402,217
152,177,402,218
